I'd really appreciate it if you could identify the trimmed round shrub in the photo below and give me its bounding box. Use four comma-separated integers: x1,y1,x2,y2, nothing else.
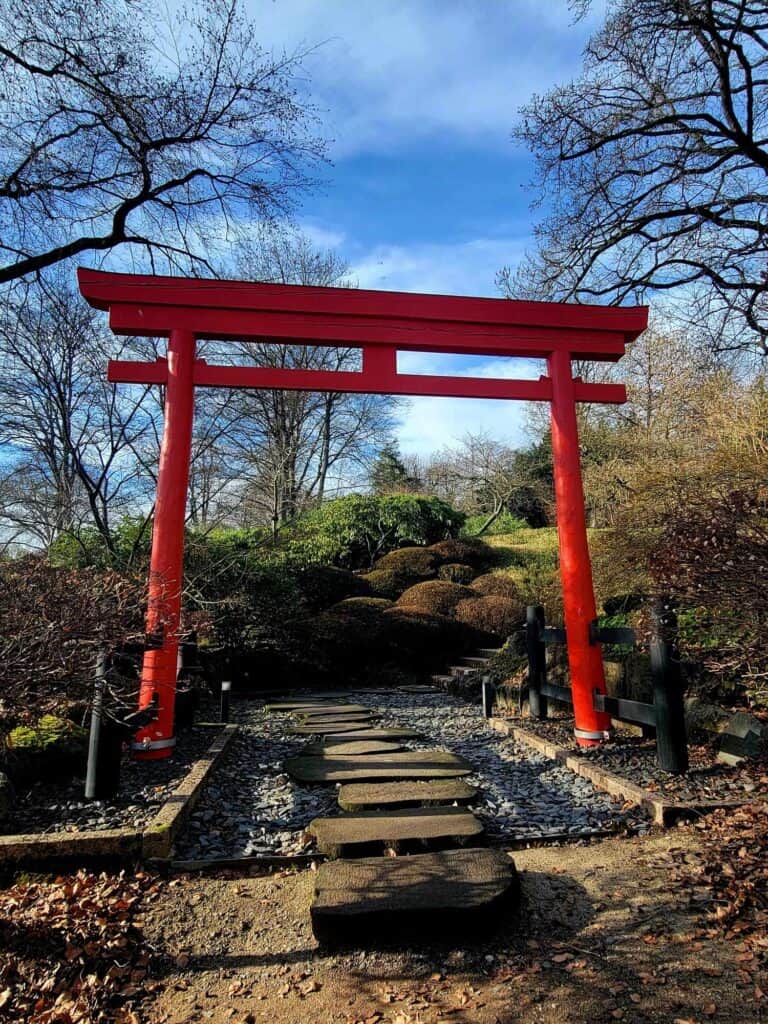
470,573,521,601
360,568,412,600
330,597,394,615
294,564,370,612
454,595,525,640
396,580,476,616
373,546,439,579
428,538,494,570
437,562,476,584
381,608,473,668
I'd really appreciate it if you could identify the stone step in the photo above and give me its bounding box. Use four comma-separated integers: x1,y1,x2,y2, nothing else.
284,749,472,783
298,705,373,718
292,726,422,740
302,740,405,758
395,685,437,693
310,848,519,948
265,700,346,712
477,647,501,657
460,656,490,667
295,716,376,730
308,806,484,859
337,779,478,811
449,665,476,677
430,675,454,685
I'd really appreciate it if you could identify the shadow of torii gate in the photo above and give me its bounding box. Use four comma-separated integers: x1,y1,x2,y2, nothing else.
78,268,648,759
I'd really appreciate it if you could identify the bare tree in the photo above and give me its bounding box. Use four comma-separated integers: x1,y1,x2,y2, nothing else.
501,0,768,352
207,225,400,532
0,0,324,284
425,433,524,534
0,279,158,555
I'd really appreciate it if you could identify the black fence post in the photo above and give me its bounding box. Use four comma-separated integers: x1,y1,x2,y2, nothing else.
481,679,495,719
650,599,688,774
84,645,108,800
526,605,548,720
220,680,231,723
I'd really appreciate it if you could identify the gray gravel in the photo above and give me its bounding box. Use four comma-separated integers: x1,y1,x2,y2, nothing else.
173,690,649,860
6,726,218,836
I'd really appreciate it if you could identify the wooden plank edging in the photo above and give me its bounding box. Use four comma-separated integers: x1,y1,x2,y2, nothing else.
0,725,237,865
487,717,746,827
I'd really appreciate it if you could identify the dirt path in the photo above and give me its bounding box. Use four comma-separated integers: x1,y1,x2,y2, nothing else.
143,831,765,1024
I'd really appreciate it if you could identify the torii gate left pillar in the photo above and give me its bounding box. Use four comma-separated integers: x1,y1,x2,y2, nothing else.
77,268,648,759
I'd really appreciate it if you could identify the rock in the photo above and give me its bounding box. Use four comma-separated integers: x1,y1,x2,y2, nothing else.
0,772,15,825
685,698,731,741
717,711,766,765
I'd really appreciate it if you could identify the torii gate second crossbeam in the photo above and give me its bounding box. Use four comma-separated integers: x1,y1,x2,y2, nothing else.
78,268,648,758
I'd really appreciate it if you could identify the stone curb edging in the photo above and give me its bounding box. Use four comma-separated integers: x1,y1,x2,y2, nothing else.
487,717,746,826
0,724,238,866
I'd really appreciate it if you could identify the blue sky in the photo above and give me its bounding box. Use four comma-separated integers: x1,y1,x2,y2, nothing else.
242,0,605,457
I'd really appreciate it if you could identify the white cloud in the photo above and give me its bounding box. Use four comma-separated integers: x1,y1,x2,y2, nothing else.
350,235,528,297
397,395,530,457
246,0,604,156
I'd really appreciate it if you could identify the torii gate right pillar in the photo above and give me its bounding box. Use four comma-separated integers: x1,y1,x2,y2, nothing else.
548,348,612,744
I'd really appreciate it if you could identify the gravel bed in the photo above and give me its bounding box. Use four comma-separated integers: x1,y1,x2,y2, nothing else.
505,712,768,803
5,726,219,836
173,690,649,860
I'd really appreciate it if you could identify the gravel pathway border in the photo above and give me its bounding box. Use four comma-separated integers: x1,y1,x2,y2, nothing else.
172,690,650,861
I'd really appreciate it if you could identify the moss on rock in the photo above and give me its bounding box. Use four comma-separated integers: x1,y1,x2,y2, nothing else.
6,714,89,786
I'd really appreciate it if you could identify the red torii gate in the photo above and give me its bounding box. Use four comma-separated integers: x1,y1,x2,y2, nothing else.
78,268,648,758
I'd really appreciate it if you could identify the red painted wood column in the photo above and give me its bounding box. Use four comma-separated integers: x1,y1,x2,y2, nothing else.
548,348,611,746
134,329,196,759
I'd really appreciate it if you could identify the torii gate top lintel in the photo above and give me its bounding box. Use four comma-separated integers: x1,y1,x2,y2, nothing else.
77,267,646,355
77,266,648,759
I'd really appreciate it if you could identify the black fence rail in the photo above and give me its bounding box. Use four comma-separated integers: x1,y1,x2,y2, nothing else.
523,601,689,774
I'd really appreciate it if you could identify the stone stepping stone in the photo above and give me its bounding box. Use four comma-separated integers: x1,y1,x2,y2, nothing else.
310,848,519,948
296,717,376,731
292,726,422,739
266,701,346,712
284,749,471,783
338,779,478,811
308,806,484,859
302,740,405,758
297,705,372,718
291,722,390,736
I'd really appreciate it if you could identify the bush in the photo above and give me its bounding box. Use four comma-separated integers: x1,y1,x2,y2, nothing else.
428,537,494,570
462,512,528,536
330,597,394,615
454,595,524,640
5,714,88,786
0,558,146,729
294,565,370,613
437,562,476,584
471,573,522,601
396,580,476,616
359,568,412,600
285,494,464,569
381,608,474,668
374,546,439,579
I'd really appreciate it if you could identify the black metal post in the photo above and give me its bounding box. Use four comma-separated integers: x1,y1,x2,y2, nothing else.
85,646,108,800
220,680,231,723
526,605,548,720
650,599,688,774
481,679,495,719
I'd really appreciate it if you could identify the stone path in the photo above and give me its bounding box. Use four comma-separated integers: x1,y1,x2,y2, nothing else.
268,689,519,946
172,680,649,861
